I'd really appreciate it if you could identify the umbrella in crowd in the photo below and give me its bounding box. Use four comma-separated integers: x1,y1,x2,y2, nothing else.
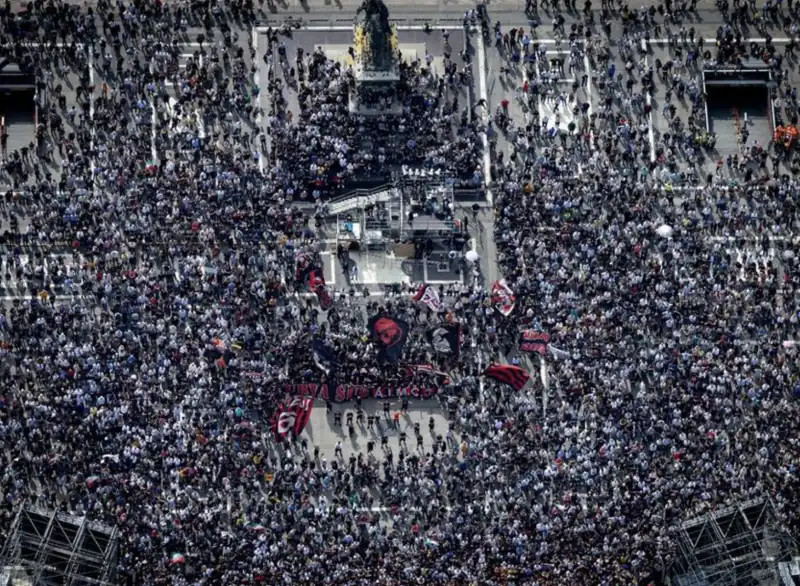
655,224,674,238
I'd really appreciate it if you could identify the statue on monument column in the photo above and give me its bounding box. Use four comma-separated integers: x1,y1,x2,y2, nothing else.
356,0,394,72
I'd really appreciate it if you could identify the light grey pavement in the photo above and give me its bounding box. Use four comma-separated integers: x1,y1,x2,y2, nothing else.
455,202,498,282
0,48,89,191
284,397,455,463
254,394,471,530
0,88,35,156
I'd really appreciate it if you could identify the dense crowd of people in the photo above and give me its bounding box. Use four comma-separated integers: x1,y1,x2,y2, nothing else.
268,26,485,199
0,0,798,585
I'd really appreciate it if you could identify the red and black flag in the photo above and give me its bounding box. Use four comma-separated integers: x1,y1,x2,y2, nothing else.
519,330,550,355
295,251,314,283
271,397,313,441
425,323,462,357
490,280,516,316
412,283,443,312
368,314,410,364
483,364,530,392
308,269,332,310
203,337,234,366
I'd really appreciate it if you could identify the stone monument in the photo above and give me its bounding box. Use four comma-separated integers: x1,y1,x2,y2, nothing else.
350,0,401,114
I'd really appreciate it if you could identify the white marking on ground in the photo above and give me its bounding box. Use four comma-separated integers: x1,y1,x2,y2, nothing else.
645,56,656,163
89,53,96,190
253,26,264,174
476,30,491,191
148,60,158,162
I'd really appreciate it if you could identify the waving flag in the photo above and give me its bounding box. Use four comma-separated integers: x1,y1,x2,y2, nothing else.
483,364,530,391
169,553,186,565
295,251,314,282
312,339,338,375
368,314,410,364
204,336,234,366
292,398,313,435
271,397,313,441
548,344,570,360
402,364,451,385
426,323,461,357
308,269,332,310
413,283,443,312
491,280,516,316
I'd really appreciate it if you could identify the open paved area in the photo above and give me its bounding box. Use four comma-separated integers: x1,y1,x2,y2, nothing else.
292,396,452,461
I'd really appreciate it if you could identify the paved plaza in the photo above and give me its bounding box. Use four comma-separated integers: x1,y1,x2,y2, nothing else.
0,0,795,467
289,396,453,462
1,1,800,584
3,17,796,303
0,2,795,301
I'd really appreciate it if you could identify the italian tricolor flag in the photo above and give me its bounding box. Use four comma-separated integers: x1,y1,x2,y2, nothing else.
169,553,185,565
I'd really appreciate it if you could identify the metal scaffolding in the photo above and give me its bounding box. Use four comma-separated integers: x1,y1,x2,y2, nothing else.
0,503,119,586
670,499,797,586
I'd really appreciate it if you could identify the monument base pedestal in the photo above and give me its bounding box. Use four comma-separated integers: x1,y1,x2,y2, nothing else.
348,91,403,115
348,69,401,116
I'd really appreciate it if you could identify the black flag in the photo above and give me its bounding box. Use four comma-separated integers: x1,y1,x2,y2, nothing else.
425,323,461,357
368,314,410,364
312,339,338,375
